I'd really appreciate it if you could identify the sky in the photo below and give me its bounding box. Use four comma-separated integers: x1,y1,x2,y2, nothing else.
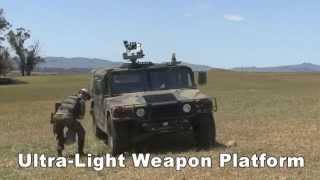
1,0,320,68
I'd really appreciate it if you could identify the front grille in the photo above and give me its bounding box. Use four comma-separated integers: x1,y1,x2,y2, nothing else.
149,103,180,121
144,94,176,104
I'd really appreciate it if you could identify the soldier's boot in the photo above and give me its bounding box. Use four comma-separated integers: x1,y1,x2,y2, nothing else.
57,143,64,156
57,149,63,156
77,124,86,156
55,122,65,156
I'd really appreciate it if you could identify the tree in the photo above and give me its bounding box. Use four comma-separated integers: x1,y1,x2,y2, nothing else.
26,42,44,75
2,9,43,76
0,9,12,76
7,28,44,76
7,28,30,76
0,9,10,42
0,48,12,76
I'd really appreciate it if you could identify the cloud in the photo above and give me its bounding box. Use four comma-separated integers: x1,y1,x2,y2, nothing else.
183,13,193,17
223,14,244,22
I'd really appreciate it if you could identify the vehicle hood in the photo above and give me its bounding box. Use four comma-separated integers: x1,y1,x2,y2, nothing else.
106,89,211,107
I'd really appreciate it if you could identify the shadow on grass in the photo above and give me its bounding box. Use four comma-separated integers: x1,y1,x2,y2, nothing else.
130,132,227,154
62,133,227,157
0,78,27,85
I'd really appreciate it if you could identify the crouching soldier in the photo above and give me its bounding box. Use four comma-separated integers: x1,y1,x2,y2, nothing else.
51,88,91,156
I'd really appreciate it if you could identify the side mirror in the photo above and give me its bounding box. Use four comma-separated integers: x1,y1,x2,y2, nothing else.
197,71,207,85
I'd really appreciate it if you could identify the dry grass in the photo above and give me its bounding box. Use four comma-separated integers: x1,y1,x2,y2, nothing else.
0,71,319,179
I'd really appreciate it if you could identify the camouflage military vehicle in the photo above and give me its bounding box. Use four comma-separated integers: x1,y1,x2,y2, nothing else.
90,41,218,155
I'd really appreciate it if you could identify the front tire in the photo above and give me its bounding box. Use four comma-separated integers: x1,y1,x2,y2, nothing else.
108,120,129,156
194,113,216,148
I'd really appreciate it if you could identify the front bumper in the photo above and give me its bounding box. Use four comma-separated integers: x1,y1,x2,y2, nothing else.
112,100,214,136
140,118,194,133
113,113,198,138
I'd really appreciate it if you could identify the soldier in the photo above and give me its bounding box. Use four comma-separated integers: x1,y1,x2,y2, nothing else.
51,88,91,156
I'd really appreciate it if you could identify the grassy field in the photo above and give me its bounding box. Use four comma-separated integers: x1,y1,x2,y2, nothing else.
0,71,319,179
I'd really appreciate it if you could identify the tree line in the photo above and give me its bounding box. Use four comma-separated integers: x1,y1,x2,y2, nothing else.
0,9,44,76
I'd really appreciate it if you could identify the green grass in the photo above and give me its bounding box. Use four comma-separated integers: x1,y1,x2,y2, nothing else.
0,71,319,179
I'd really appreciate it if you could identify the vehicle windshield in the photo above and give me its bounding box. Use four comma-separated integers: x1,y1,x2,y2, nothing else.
111,67,193,94
111,71,148,94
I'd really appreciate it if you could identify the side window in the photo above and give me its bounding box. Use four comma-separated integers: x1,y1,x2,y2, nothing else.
95,79,102,95
187,73,192,87
104,77,110,95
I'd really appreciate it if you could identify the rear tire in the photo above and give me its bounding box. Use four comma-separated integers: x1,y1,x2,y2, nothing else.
92,112,107,141
95,125,107,140
194,114,216,148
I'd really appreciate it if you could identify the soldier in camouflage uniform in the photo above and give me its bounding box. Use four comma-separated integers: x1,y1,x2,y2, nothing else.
51,88,91,156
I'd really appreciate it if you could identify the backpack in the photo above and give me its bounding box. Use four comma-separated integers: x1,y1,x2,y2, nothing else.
53,96,81,121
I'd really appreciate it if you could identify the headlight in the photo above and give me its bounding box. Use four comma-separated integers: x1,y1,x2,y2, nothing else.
136,108,145,117
182,104,192,113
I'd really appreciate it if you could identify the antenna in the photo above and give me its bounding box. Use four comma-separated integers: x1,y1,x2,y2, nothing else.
122,40,145,64
170,53,181,65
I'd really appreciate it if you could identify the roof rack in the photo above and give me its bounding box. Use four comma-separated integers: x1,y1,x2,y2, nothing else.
120,61,154,69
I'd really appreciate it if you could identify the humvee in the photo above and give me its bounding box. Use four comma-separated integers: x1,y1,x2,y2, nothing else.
90,41,218,155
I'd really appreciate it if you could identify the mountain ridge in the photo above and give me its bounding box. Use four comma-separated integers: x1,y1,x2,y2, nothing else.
40,56,212,72
232,63,320,72
39,57,320,73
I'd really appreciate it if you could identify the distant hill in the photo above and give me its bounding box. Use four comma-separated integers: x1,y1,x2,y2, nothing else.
40,57,121,69
38,57,212,72
232,63,320,72
180,62,212,71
